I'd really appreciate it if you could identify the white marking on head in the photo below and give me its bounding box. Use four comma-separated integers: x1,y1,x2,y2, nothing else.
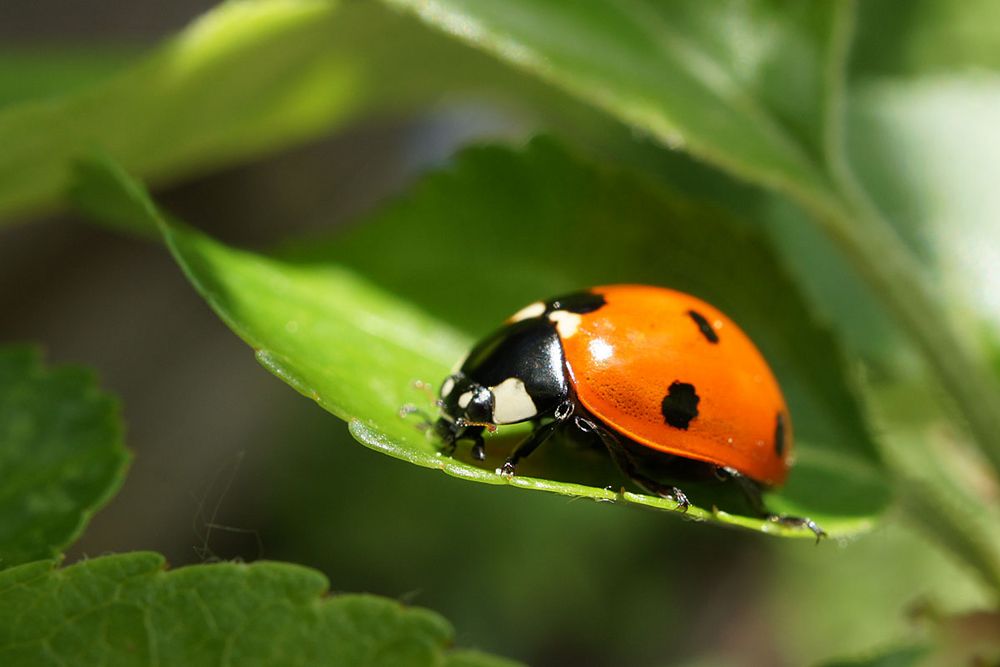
457,391,473,409
509,301,545,322
547,310,582,338
588,338,614,362
440,377,456,397
490,377,538,424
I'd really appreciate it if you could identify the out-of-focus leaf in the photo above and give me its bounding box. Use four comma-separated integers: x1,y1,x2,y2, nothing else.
0,345,128,568
866,377,1000,597
1,0,535,224
76,140,886,538
852,0,1000,79
847,76,1000,362
380,0,848,210
445,651,523,667
764,198,906,371
770,516,993,664
0,0,358,222
815,609,1000,667
0,552,519,667
0,0,612,227
820,645,929,667
0,46,136,108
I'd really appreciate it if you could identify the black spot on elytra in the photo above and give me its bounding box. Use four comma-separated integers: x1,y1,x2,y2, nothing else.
687,309,719,343
546,291,606,315
661,381,700,429
774,412,787,457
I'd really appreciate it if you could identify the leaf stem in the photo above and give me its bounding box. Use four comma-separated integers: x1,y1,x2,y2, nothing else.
816,2,1000,478
814,0,1000,593
820,154,1000,594
819,169,1000,481
896,475,1000,601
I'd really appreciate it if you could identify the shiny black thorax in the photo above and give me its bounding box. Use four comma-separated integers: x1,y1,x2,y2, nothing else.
461,317,568,410
435,317,569,443
434,291,608,444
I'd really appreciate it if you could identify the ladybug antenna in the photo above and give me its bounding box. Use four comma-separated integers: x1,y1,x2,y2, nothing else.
455,417,498,433
411,379,437,401
399,404,434,431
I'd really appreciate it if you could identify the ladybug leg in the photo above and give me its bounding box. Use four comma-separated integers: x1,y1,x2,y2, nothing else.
434,424,484,460
439,438,457,457
500,401,574,476
720,467,827,543
499,421,558,476
399,404,435,431
771,515,826,544
470,432,487,461
578,417,690,512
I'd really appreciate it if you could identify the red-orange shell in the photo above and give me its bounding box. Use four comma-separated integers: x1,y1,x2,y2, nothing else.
561,285,791,486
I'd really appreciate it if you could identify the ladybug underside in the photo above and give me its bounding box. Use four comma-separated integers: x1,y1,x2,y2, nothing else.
426,287,823,539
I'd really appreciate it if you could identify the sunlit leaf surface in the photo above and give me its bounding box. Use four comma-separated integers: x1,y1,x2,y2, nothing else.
381,0,849,209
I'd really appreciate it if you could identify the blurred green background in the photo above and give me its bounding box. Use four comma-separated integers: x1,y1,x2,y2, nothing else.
2,1,999,665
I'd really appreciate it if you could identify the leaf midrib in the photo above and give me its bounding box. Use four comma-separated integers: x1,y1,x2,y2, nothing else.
614,0,820,174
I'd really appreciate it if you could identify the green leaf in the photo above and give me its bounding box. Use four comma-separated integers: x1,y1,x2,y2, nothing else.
0,0,601,227
0,346,128,568
0,0,359,222
852,0,1000,79
0,553,520,667
77,139,886,538
815,608,1000,667
445,651,522,667
867,378,1000,597
847,75,1000,358
820,645,929,667
380,0,848,210
0,46,135,108
769,518,992,663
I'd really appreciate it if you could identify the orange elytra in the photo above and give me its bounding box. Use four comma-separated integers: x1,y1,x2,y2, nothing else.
560,285,791,486
418,284,820,538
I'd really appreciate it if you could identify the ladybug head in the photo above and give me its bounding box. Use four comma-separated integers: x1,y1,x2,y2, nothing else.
434,372,494,442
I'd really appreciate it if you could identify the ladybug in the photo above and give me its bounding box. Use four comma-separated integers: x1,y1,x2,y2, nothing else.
422,285,823,538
